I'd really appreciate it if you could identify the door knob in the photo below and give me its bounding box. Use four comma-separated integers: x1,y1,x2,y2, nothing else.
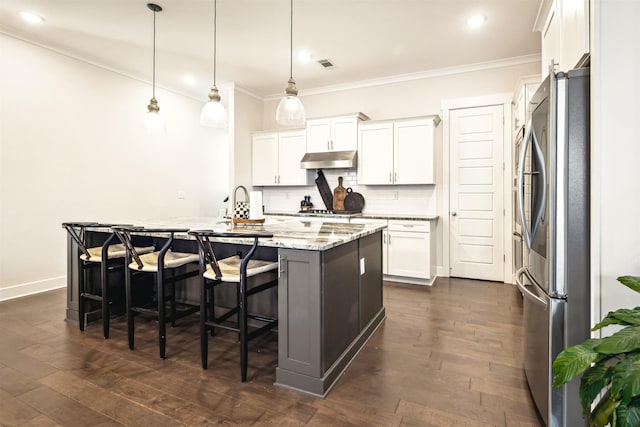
451,212,457,216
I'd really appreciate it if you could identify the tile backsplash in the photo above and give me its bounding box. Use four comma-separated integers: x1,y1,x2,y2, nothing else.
258,168,437,215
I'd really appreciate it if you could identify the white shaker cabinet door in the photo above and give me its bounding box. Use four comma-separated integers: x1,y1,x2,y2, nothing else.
394,119,434,184
358,122,394,185
331,116,359,151
387,230,430,279
306,119,331,153
278,130,308,186
252,133,279,186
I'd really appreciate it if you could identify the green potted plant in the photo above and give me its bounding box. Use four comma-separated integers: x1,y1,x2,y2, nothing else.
553,275,640,427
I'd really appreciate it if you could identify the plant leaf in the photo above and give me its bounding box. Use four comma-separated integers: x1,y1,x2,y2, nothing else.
612,353,640,405
617,400,640,427
580,364,612,416
553,344,600,387
593,309,640,331
596,326,640,355
619,276,640,293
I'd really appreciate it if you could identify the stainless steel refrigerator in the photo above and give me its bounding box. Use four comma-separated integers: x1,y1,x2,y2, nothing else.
515,67,590,427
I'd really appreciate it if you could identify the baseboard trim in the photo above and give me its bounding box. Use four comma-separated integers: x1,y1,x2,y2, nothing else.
0,276,66,302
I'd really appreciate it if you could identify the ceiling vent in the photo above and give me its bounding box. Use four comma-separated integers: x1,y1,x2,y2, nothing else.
317,59,335,68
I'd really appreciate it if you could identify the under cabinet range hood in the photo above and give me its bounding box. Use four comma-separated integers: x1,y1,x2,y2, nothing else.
300,150,357,169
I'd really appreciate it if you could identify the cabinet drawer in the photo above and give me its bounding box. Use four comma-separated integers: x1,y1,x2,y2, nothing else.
388,220,430,232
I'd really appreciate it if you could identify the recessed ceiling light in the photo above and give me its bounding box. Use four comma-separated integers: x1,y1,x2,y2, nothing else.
19,11,44,24
466,14,486,28
298,50,312,63
183,75,196,85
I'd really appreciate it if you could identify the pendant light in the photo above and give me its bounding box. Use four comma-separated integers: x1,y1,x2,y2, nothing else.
200,0,228,128
144,3,164,133
275,0,305,126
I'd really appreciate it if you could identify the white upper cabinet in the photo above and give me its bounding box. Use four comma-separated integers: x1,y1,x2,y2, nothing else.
541,1,560,76
394,119,435,185
278,130,308,185
252,133,279,186
537,0,589,77
358,122,394,185
560,0,589,70
252,130,309,186
306,113,368,153
358,116,439,185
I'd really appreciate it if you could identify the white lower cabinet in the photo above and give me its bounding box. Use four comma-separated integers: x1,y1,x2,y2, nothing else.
349,218,435,281
387,220,433,279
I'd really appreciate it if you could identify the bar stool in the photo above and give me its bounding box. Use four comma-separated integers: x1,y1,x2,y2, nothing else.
62,222,154,338
113,226,200,359
188,230,278,382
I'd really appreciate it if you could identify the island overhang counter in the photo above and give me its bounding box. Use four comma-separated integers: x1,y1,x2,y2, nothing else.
64,218,386,398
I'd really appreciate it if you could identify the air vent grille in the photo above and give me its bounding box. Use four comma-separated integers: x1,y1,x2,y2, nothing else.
317,59,335,68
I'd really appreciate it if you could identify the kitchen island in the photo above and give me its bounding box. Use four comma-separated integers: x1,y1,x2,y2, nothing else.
64,218,385,397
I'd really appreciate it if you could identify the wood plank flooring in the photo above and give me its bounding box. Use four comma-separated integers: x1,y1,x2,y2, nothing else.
0,278,543,426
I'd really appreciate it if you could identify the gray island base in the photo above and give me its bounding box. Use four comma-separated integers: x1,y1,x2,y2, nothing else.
65,218,385,398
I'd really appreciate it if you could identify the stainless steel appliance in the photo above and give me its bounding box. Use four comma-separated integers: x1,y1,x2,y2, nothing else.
516,67,590,427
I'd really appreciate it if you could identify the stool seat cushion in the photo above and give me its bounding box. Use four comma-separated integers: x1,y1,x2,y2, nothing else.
203,256,278,282
81,244,154,262
129,250,199,272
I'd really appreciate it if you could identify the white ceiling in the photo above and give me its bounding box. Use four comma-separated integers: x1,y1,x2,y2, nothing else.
0,0,542,100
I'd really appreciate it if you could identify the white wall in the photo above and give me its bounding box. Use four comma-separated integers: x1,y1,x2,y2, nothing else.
0,34,227,300
591,0,640,329
229,87,264,210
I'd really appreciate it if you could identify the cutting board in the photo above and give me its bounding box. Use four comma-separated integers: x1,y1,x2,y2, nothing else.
315,170,333,210
333,177,347,211
344,188,365,212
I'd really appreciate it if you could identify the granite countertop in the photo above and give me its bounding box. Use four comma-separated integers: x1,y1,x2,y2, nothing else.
265,211,439,221
84,217,385,251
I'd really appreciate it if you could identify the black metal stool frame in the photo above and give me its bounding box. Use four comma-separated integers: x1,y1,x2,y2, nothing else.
113,226,200,359
189,230,278,382
62,222,131,339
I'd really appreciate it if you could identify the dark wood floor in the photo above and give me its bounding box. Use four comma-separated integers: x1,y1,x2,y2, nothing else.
0,278,542,426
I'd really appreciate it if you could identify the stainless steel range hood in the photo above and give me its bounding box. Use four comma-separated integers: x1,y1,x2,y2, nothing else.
300,150,357,169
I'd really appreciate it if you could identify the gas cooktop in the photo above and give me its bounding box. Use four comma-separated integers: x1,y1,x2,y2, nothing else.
298,209,362,216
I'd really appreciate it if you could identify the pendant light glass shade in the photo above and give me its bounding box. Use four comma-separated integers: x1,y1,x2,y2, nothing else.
145,3,164,134
200,0,228,128
276,0,305,126
276,79,305,126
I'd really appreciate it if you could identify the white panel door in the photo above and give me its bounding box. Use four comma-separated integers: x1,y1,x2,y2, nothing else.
449,105,504,281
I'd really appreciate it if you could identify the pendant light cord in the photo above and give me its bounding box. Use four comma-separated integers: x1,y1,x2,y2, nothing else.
152,8,157,98
213,0,217,85
289,0,293,80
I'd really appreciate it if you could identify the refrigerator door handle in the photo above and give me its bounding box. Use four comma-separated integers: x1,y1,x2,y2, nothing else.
516,267,548,309
517,121,533,248
529,128,547,245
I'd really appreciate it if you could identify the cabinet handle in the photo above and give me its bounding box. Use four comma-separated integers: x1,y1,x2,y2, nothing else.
388,234,391,244
278,255,286,278
274,175,278,184
394,172,398,183
277,175,281,184
383,233,386,244
327,140,330,150
389,172,392,183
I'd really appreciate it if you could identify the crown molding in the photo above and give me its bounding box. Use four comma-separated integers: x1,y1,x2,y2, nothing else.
265,54,541,100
